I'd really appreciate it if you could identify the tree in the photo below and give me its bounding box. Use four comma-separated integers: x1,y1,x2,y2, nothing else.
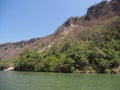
14,51,42,71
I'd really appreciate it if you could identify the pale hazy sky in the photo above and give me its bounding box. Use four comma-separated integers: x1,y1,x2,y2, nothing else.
0,0,110,43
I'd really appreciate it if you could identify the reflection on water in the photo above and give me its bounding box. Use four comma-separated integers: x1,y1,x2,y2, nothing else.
0,71,120,90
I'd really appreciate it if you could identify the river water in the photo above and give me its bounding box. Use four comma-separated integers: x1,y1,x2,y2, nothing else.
0,71,120,90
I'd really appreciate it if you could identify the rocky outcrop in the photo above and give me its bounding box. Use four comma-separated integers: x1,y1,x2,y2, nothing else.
85,1,108,20
4,66,14,71
110,0,120,15
63,17,82,27
85,0,120,20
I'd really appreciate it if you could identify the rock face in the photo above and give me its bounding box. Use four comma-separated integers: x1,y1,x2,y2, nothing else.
85,1,108,20
85,0,120,20
63,17,82,27
4,66,14,71
0,0,120,61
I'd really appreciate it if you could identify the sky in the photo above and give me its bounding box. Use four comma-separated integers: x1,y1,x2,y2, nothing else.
0,0,110,44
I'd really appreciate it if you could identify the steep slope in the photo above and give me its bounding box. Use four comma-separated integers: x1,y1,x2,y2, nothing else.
12,16,120,73
0,0,120,62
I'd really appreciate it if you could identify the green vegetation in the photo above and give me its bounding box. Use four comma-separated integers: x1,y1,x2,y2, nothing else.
14,51,42,71
13,17,120,73
0,60,4,70
4,47,8,51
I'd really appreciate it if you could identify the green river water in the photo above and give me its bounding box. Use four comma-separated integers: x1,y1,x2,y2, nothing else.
0,71,120,90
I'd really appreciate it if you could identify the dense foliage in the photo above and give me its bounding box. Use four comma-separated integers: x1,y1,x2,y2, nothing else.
14,17,120,73
14,51,42,71
0,60,4,70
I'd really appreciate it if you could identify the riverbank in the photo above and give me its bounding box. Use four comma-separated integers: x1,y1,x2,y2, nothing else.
4,66,14,71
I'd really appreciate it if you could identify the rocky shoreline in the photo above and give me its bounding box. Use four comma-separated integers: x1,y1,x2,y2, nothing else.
4,66,14,71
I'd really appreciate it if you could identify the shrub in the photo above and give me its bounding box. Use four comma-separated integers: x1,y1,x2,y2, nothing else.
14,51,42,71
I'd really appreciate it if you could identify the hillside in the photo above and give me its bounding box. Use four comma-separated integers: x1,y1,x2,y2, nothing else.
0,0,120,73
